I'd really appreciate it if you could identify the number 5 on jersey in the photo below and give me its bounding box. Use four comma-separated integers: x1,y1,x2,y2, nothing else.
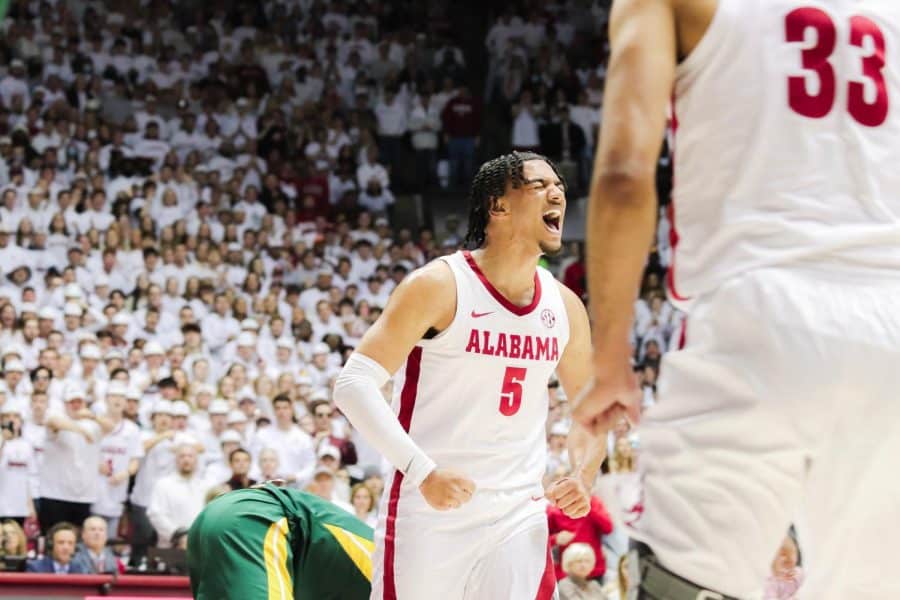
499,367,527,416
786,8,889,126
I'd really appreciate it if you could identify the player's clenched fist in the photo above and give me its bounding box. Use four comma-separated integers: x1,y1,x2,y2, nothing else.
419,468,476,511
545,477,590,519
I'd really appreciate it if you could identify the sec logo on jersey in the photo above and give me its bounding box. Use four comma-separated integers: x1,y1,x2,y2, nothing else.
541,309,556,329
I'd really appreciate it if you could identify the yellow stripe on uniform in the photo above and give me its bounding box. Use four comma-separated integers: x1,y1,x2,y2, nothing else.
264,518,292,600
323,523,375,582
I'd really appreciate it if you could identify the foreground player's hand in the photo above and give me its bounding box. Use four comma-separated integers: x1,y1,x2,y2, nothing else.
571,358,641,436
546,477,591,519
419,468,476,511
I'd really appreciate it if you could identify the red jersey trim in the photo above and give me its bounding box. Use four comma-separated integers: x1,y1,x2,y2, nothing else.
382,346,423,600
667,95,690,302
535,540,557,599
462,250,542,316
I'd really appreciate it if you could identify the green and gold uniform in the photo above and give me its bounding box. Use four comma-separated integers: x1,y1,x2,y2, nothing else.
187,484,374,599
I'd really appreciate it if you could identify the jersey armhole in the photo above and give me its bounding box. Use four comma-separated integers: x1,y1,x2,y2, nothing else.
676,0,731,82
418,256,463,347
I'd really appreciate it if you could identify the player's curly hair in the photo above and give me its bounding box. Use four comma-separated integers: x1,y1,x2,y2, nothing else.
464,151,564,249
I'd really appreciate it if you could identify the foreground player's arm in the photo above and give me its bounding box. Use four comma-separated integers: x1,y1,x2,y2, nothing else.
575,0,677,431
334,262,476,510
547,284,607,518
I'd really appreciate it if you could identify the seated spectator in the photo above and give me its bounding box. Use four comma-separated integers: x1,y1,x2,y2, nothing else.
349,482,377,528
558,543,608,600
1,519,27,557
224,447,256,491
147,443,207,549
71,516,123,574
308,465,353,514
26,521,87,574
256,447,280,483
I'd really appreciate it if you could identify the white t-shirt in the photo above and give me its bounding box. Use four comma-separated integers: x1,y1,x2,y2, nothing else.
91,420,144,517
40,415,102,503
251,425,316,487
0,437,36,517
21,421,45,498
130,432,174,507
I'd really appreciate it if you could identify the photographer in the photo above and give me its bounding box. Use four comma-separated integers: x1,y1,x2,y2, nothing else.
0,403,36,528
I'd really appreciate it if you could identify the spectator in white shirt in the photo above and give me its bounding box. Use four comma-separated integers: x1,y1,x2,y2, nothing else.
0,402,36,524
0,60,30,109
39,385,110,534
201,293,240,355
129,400,176,561
358,179,395,216
251,394,315,489
90,383,142,536
203,429,243,486
308,464,353,514
147,443,207,548
356,145,390,191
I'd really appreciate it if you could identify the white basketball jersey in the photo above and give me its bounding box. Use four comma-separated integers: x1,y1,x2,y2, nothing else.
391,251,570,493
668,0,900,308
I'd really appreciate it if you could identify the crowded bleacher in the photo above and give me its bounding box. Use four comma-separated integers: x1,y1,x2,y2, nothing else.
0,0,718,597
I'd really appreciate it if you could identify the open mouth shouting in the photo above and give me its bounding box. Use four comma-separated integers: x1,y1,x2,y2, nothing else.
542,209,562,234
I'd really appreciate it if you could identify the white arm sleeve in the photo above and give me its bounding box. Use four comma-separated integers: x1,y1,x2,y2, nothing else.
334,352,436,488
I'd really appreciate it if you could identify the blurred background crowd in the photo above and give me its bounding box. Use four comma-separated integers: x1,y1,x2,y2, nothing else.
0,0,803,598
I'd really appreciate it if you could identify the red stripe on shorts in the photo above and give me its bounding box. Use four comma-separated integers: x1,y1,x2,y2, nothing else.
535,540,557,599
383,346,423,600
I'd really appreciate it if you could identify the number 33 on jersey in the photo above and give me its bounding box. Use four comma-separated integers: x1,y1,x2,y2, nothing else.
786,7,889,125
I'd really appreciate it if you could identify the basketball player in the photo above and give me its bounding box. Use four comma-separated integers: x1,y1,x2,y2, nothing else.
333,152,608,599
187,482,374,599
577,1,900,599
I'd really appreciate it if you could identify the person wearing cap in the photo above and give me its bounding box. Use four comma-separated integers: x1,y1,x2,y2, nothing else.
228,331,262,379
129,399,177,564
547,421,571,478
197,399,230,471
251,394,315,489
3,358,30,411
90,383,143,537
226,409,248,440
60,302,84,354
74,343,105,407
204,429,243,486
0,401,37,525
265,338,299,381
170,400,193,434
136,341,170,390
308,461,354,515
39,384,111,534
236,392,259,432
109,312,132,346
0,58,30,108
